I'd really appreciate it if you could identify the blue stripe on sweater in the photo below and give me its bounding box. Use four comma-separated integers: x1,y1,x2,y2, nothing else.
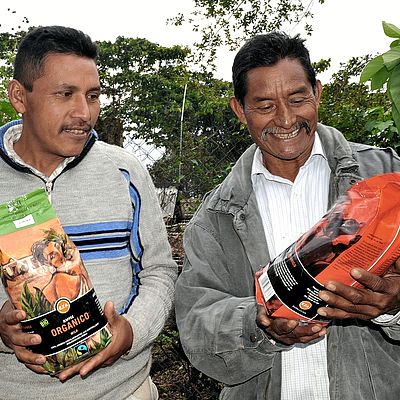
119,169,144,313
64,222,131,258
80,247,130,261
120,170,144,260
64,220,130,235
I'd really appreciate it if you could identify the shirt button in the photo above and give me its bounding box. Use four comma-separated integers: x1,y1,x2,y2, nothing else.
250,334,258,342
239,214,246,221
314,369,324,377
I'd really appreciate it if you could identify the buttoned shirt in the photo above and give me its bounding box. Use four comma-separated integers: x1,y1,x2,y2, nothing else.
251,133,331,400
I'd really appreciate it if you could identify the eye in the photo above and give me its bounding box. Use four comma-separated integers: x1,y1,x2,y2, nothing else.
255,104,274,114
87,92,100,102
245,102,274,114
290,97,306,105
57,91,73,98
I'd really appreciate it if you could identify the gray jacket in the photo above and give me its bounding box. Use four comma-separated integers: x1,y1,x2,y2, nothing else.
175,124,400,400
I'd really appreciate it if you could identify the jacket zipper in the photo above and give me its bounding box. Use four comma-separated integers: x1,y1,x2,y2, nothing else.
45,180,54,203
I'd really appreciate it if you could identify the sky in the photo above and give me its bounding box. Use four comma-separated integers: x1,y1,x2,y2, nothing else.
1,0,399,83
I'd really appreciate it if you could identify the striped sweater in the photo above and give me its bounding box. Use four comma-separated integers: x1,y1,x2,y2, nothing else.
0,120,177,400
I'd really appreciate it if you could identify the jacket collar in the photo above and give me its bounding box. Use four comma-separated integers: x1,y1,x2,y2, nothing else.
317,123,360,176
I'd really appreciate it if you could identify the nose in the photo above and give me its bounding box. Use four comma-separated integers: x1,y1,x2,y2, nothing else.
71,95,91,121
275,103,296,129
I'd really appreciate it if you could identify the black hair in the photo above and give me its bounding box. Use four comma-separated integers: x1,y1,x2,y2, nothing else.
13,25,98,91
232,32,316,105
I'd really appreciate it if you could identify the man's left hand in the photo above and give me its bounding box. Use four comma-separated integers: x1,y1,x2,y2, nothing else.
57,301,133,382
317,258,400,320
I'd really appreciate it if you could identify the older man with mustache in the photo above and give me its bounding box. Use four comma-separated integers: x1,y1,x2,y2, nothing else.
175,32,400,400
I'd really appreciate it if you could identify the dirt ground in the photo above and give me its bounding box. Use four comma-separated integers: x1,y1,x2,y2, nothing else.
151,316,223,399
151,225,223,399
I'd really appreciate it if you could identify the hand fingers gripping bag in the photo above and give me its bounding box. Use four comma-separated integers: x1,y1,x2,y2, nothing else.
255,172,400,324
0,189,112,374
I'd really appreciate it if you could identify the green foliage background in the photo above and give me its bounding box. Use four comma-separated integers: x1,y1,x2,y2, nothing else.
0,21,398,197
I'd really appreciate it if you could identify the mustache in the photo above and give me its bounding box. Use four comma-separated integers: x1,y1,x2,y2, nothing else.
261,121,311,141
62,124,92,131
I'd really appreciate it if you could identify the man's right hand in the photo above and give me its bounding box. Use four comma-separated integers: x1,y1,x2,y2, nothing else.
0,300,47,373
256,304,327,345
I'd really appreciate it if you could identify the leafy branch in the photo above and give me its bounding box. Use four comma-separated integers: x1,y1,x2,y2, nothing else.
21,282,52,319
360,21,400,132
169,0,325,69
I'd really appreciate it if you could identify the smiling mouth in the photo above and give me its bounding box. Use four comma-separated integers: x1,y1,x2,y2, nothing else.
262,121,311,141
272,129,300,140
63,128,90,136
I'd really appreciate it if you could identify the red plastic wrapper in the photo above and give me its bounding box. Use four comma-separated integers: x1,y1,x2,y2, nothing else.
255,173,400,324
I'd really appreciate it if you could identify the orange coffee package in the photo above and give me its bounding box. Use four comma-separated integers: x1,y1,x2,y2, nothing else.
0,189,112,374
255,172,400,324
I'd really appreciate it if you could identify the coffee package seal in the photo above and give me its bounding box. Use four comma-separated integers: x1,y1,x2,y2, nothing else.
255,172,400,324
0,188,112,374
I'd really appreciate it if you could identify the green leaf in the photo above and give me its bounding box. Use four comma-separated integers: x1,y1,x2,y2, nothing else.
360,56,384,82
389,64,400,133
375,120,393,131
0,99,18,125
388,65,400,116
0,100,14,113
33,286,53,314
55,350,66,367
392,103,400,133
382,47,400,70
383,21,400,38
390,39,400,48
42,359,56,374
364,106,385,118
100,327,113,347
364,119,378,132
63,347,78,368
21,282,36,319
370,65,389,90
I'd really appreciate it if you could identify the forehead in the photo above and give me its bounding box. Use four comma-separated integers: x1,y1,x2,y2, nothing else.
245,58,312,98
36,53,99,87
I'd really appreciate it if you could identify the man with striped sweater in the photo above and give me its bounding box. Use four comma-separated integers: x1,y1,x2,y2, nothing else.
0,26,177,400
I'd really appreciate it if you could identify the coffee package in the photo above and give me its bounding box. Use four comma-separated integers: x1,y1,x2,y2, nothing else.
0,189,112,374
255,173,400,324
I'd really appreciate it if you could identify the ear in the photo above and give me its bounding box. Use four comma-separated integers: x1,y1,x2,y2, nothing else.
7,80,27,114
229,96,248,125
314,80,323,105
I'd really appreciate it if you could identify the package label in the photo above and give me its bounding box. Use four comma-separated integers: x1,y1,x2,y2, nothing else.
0,189,112,373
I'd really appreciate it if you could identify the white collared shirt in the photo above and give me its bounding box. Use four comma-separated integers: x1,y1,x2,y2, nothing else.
251,133,331,400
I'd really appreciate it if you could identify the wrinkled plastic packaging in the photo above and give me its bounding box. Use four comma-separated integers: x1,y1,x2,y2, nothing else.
255,173,400,324
0,189,112,374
